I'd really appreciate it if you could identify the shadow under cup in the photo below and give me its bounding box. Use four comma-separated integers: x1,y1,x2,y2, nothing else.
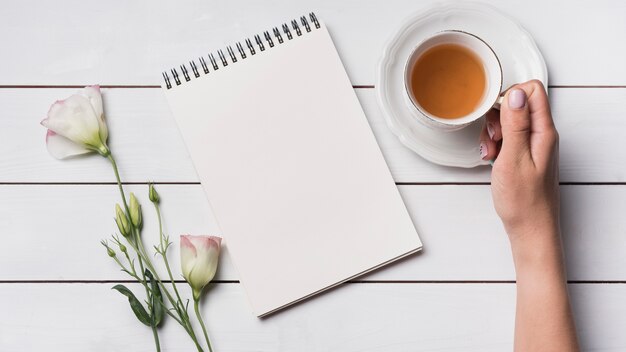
404,30,503,131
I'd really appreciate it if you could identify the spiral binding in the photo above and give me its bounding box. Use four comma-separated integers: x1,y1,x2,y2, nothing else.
162,12,321,89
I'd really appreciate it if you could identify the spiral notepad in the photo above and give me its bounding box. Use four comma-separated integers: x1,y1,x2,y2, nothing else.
161,13,422,317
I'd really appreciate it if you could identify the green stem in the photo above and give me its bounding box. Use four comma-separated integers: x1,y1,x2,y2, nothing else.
153,200,204,350
107,153,161,352
133,226,204,351
155,203,185,312
150,316,161,352
134,234,177,311
123,250,137,277
107,154,131,216
194,299,214,352
112,253,187,332
137,242,161,352
112,256,135,278
107,153,203,352
163,307,184,325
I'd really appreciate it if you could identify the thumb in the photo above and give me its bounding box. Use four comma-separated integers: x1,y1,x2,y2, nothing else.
499,88,530,162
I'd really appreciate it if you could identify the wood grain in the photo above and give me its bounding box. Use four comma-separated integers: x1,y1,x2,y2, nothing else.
0,0,625,86
1,1,624,349
1,184,624,281
0,282,623,351
2,88,626,183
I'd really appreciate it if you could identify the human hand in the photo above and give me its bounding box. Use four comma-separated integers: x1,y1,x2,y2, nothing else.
480,81,579,351
479,80,560,246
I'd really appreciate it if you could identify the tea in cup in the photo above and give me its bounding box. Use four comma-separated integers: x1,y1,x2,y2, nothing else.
404,30,503,131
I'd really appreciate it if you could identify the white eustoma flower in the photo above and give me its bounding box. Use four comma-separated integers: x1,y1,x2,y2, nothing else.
180,235,222,299
40,85,109,159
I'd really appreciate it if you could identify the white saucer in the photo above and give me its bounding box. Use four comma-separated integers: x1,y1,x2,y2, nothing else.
376,2,548,167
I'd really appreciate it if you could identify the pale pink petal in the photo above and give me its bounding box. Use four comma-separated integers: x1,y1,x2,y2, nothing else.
81,85,108,143
188,235,221,253
208,236,222,247
40,99,66,128
45,130,91,159
180,235,198,256
190,237,220,284
180,235,198,281
42,94,103,147
82,85,103,118
180,235,221,297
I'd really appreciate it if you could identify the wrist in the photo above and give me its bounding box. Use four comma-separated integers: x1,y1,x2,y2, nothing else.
505,215,560,250
508,225,565,278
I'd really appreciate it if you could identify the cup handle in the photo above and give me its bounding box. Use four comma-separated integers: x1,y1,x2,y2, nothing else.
493,95,504,110
493,85,516,110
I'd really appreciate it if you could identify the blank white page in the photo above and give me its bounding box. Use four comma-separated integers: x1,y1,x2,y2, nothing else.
163,20,422,317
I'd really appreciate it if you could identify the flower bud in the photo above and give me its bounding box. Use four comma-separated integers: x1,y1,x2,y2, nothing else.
129,193,142,229
119,243,127,253
180,235,222,300
115,204,132,237
149,183,160,204
107,247,116,257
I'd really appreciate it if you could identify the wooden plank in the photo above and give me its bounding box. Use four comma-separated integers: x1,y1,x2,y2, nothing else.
1,184,625,281
0,88,198,183
0,1,624,85
1,88,625,183
0,282,622,351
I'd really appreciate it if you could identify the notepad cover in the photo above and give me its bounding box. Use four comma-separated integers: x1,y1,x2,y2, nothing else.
162,18,422,317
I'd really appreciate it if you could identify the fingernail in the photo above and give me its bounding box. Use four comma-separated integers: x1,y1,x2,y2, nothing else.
480,142,488,159
508,89,527,109
487,122,495,140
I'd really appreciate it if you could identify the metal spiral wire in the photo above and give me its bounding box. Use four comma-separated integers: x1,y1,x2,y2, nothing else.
162,12,321,89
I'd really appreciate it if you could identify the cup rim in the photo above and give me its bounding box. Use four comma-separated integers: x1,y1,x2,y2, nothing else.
403,30,503,127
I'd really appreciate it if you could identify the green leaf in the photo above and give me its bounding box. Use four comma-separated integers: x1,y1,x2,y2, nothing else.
112,284,152,326
145,269,164,326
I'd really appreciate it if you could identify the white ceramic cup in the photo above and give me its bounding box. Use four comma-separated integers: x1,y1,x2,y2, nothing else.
404,30,503,131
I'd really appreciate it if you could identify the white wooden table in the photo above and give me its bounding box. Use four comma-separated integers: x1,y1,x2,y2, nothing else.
1,1,625,351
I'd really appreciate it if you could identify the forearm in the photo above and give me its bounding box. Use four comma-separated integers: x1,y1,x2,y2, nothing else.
510,228,579,352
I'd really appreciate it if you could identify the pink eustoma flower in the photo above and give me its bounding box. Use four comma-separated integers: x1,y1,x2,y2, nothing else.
40,85,109,158
180,235,222,299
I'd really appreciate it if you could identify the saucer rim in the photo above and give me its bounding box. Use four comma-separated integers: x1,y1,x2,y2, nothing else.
375,1,548,168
